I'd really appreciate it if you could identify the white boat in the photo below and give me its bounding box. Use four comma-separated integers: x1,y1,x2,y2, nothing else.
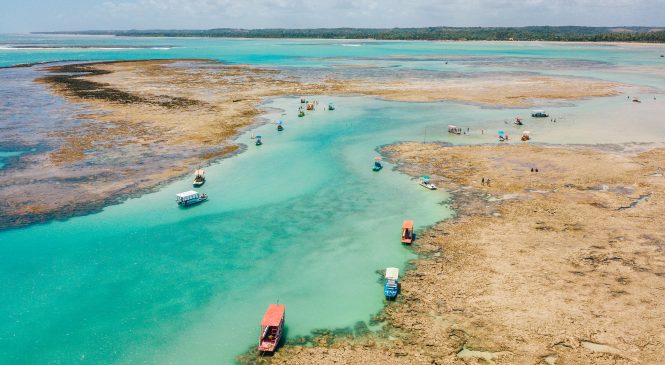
176,190,208,206
419,176,437,190
448,125,462,134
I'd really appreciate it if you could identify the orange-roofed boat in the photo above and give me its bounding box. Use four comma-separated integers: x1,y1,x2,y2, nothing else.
401,220,414,244
258,304,285,353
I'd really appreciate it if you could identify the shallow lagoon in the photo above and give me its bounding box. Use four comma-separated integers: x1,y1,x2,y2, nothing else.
1,36,665,364
0,96,456,364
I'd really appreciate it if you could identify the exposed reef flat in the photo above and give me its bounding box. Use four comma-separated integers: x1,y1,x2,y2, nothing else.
256,143,665,364
0,59,620,229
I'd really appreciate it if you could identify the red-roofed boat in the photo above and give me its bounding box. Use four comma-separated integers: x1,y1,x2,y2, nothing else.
258,304,285,353
401,220,414,244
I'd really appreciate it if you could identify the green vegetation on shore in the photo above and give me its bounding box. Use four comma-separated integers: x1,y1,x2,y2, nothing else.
36,26,665,42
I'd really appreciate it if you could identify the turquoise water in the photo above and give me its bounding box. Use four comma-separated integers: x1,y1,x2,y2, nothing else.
1,35,665,364
0,96,454,364
0,151,24,169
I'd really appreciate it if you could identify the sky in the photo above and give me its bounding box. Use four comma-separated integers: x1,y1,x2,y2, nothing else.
1,0,664,33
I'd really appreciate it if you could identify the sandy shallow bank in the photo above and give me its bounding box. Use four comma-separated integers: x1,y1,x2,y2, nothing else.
0,59,622,229
254,143,665,365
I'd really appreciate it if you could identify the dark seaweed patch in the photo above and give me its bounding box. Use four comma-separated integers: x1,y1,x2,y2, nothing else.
39,62,202,109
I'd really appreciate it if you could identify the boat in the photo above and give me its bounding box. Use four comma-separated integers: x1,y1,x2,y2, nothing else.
514,117,523,125
401,220,414,244
298,110,305,117
176,190,208,206
192,169,205,187
384,267,399,300
521,131,531,141
632,97,642,103
419,176,437,190
257,304,285,353
328,103,335,111
498,130,508,142
531,110,549,118
256,136,263,146
372,156,383,171
277,120,284,131
300,97,307,103
448,125,462,135
306,102,315,111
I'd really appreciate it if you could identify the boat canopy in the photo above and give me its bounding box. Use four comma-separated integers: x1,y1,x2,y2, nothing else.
498,130,505,135
402,220,413,230
177,190,198,198
195,169,204,176
523,131,530,136
532,110,545,113
176,191,199,201
421,175,430,180
386,267,399,280
374,156,382,161
261,304,285,327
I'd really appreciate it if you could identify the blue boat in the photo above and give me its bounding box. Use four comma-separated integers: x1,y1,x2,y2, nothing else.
372,156,383,172
384,267,399,299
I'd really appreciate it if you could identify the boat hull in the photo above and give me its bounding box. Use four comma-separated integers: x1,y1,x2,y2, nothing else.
178,197,207,206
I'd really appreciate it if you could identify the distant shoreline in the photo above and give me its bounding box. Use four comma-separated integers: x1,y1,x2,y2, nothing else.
24,34,665,47
30,26,665,43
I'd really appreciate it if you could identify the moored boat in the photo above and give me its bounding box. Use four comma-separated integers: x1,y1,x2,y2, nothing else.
419,176,437,190
372,156,383,171
384,267,399,300
401,220,414,244
192,169,205,187
256,136,263,146
531,110,549,118
277,120,284,131
258,304,285,353
298,110,305,117
514,117,523,125
176,190,208,206
521,131,531,141
328,102,335,111
448,125,462,135
632,97,641,103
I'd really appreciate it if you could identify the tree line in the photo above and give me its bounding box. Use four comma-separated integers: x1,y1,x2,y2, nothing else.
38,27,665,43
